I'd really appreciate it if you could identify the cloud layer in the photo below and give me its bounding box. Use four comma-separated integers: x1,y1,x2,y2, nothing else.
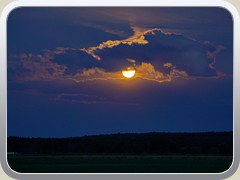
8,28,225,83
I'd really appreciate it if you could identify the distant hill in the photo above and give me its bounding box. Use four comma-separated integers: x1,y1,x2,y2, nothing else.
7,132,233,155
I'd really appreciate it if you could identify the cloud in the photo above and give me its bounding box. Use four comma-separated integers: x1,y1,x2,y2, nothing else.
127,59,136,64
8,28,226,84
163,63,173,68
8,53,67,81
66,67,123,83
8,51,188,83
207,45,226,69
77,21,133,38
81,26,148,60
83,28,225,77
52,93,105,104
52,93,140,106
135,62,189,83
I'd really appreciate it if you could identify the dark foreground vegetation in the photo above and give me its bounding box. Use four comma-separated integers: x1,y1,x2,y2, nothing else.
7,132,233,173
8,132,233,155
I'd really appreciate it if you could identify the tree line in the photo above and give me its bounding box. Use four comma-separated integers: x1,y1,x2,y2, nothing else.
7,132,233,155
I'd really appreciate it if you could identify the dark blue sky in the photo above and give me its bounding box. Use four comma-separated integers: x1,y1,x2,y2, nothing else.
7,7,233,137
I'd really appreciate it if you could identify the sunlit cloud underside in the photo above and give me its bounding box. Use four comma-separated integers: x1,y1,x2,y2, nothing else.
8,28,225,84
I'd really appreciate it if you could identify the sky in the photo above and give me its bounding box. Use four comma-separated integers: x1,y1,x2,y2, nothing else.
7,7,233,137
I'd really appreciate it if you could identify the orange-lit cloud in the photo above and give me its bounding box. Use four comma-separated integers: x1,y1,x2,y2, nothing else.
135,62,189,83
163,63,173,68
8,53,67,81
81,27,153,60
8,27,226,84
9,51,189,84
66,68,123,83
66,62,189,83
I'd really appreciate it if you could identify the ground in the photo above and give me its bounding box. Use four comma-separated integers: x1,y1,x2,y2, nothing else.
7,155,232,173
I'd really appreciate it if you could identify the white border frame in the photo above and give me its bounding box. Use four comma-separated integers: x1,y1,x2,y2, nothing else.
0,0,239,179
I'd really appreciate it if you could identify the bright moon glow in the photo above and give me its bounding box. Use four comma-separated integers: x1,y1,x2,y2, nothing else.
122,67,136,78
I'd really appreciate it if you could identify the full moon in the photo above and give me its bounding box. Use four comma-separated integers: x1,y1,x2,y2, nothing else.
122,67,136,78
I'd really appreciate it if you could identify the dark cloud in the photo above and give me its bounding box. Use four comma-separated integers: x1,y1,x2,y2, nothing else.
8,8,125,54
53,48,98,74
84,29,224,77
8,28,225,84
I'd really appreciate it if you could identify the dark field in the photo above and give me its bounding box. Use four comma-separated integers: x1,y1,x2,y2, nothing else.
7,132,233,173
7,155,232,173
